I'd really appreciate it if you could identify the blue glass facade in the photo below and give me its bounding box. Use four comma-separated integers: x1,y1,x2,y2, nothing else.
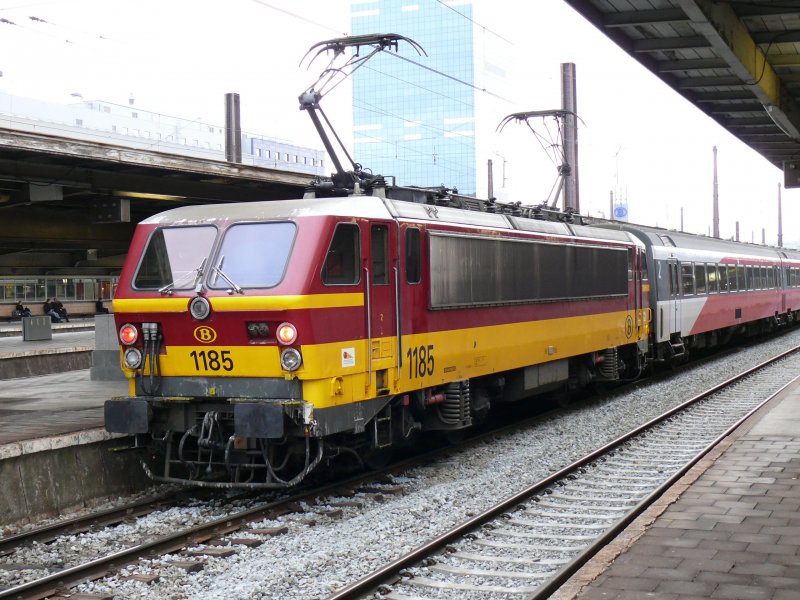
351,1,476,195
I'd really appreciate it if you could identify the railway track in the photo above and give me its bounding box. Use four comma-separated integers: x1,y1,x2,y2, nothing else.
327,345,800,600
2,337,798,599
0,472,403,599
0,418,554,598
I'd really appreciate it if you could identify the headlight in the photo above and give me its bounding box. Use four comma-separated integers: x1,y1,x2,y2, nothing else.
189,296,211,320
123,347,143,369
119,323,138,345
280,348,302,371
276,322,297,345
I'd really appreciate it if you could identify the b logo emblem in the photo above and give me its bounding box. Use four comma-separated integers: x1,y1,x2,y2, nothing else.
194,326,217,343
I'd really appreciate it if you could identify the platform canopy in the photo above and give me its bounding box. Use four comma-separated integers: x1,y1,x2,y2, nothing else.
563,0,800,187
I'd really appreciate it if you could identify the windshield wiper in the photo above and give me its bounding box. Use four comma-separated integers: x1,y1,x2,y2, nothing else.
159,257,207,296
212,256,244,295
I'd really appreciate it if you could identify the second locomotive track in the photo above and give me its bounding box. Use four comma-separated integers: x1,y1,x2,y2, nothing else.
339,345,800,599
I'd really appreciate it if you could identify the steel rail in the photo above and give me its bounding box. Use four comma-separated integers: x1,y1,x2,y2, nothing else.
0,412,550,599
0,472,374,600
0,488,220,558
324,344,800,600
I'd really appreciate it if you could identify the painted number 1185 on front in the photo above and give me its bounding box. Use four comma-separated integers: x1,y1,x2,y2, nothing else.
189,350,234,372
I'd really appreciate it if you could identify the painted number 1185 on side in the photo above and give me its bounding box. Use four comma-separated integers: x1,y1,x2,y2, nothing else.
406,344,434,379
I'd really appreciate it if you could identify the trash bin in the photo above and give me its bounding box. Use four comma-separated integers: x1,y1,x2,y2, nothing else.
22,316,52,341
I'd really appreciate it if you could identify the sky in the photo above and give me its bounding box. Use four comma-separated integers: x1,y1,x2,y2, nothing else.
0,0,798,246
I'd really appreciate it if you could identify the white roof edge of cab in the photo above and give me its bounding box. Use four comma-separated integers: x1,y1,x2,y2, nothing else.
140,196,395,225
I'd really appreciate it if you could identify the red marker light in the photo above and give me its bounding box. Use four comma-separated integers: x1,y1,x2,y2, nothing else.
119,323,138,345
276,322,297,345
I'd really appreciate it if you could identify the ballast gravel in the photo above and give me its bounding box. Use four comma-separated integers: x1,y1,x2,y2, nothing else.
47,329,800,599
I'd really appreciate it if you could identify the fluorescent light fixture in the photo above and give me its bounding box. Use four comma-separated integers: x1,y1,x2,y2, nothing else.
764,104,800,140
113,191,186,201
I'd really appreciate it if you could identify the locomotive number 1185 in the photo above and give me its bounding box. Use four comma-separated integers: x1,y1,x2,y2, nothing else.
407,344,434,379
189,350,234,372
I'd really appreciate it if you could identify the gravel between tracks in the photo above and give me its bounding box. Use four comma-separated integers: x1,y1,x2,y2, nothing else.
57,329,800,599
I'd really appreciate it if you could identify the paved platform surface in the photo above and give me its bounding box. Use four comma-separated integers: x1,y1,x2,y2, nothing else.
0,370,129,447
555,376,800,600
0,319,95,354
0,320,128,449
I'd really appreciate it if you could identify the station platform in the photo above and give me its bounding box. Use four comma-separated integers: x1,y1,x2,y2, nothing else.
555,375,800,600
0,318,127,446
0,320,139,526
0,319,97,379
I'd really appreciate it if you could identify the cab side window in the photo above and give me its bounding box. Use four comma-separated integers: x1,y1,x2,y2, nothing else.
406,227,421,284
371,225,389,285
322,223,360,285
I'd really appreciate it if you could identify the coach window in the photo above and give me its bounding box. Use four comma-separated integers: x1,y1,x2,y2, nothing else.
726,265,737,291
371,225,389,285
322,223,360,285
763,266,770,289
694,264,707,295
745,266,754,290
681,264,695,296
707,264,719,293
719,264,728,292
405,228,421,284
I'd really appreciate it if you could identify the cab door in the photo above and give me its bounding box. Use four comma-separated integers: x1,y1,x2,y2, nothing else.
364,221,397,395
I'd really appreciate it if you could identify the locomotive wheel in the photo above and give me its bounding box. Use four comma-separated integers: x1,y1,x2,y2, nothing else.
363,447,393,470
441,429,468,444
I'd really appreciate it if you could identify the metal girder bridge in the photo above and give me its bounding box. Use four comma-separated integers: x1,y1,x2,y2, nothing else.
563,0,800,187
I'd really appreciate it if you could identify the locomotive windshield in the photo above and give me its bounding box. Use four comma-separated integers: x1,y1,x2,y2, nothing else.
208,222,296,289
134,226,217,291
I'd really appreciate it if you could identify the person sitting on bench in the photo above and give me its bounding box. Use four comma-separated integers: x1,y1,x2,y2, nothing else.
14,301,32,318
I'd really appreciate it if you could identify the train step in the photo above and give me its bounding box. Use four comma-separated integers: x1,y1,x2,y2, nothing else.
670,340,687,357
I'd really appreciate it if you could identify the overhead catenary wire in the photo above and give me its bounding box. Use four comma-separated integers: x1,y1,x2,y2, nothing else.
249,0,346,36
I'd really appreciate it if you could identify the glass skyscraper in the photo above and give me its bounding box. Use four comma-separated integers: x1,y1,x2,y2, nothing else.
351,0,509,198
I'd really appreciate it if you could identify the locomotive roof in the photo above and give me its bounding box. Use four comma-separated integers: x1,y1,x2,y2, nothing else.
597,222,786,259
140,196,637,246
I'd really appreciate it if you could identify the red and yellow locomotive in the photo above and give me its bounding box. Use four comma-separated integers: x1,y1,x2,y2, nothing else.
105,185,651,488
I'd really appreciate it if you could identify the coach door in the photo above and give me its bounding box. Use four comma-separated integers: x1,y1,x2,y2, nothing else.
633,247,644,339
364,221,397,396
667,257,681,339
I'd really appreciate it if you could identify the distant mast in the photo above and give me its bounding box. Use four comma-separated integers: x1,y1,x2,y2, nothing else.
562,63,579,213
778,183,783,247
712,146,719,238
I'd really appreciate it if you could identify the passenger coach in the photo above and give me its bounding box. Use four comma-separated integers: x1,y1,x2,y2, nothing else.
602,224,800,362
